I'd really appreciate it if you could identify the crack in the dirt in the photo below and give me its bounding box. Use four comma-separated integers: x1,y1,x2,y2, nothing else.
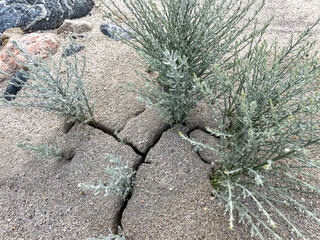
117,125,170,233
84,120,170,234
116,192,131,232
63,121,75,133
89,121,145,158
187,128,218,166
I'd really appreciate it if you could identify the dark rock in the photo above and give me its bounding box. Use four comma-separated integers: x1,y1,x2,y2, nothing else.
62,43,85,57
0,0,94,34
4,70,28,101
100,22,133,41
0,33,2,46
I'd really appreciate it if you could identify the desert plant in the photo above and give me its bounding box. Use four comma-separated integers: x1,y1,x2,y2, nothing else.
128,49,199,124
92,226,126,240
78,154,135,200
103,0,270,125
181,19,320,239
0,41,96,126
17,142,61,161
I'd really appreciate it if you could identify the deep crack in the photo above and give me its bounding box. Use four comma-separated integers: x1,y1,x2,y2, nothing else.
118,125,170,231
187,128,218,166
63,121,75,133
83,120,170,234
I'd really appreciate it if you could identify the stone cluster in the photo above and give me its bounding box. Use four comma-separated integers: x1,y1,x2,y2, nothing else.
0,0,94,33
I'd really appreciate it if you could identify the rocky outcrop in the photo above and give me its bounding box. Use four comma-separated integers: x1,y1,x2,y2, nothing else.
0,0,94,33
0,33,60,81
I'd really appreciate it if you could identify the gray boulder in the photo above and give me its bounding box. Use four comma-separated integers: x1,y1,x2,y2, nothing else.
0,0,94,33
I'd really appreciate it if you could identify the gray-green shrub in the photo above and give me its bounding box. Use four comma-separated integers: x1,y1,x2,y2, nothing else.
104,0,269,125
182,19,320,239
17,142,61,161
0,41,96,126
78,154,135,200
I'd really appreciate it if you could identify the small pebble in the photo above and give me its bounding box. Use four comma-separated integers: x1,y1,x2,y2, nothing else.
4,70,28,101
100,22,134,41
62,43,85,57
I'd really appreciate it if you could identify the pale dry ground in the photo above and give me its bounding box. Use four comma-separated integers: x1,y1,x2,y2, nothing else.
0,0,320,239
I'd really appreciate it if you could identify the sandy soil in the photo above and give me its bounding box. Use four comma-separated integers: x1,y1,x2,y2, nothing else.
0,0,320,239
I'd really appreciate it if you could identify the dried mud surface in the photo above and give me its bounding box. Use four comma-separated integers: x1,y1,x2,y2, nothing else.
0,0,320,239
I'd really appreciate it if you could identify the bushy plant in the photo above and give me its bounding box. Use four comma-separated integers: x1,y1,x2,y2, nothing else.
104,0,269,125
17,142,61,161
78,154,135,200
0,41,96,126
182,19,320,238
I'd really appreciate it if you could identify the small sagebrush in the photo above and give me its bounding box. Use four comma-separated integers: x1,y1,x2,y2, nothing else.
0,40,96,125
182,19,320,239
104,0,269,125
17,142,61,161
79,154,135,200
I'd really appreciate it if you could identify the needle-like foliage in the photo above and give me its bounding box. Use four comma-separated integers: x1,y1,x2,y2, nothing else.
17,142,61,161
0,41,96,126
78,154,135,200
103,0,270,125
182,19,320,239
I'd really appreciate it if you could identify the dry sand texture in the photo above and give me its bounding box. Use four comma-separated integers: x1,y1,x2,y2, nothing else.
0,0,320,239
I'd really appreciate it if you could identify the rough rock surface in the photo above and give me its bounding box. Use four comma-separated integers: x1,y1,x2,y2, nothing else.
101,22,133,41
3,70,28,101
1,28,24,46
189,129,220,164
0,0,94,33
57,19,93,34
119,108,169,153
0,33,60,81
61,43,85,57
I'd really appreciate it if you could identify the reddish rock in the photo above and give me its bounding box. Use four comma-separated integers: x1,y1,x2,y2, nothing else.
0,33,60,81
